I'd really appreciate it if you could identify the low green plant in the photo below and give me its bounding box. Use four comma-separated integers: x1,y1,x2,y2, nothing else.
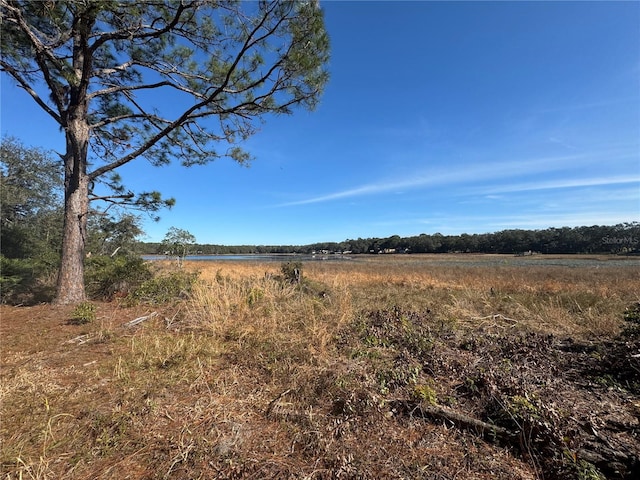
507,394,543,423
376,363,421,395
126,269,198,305
355,307,434,359
247,286,264,306
562,450,606,480
413,383,438,405
623,302,640,323
70,301,97,324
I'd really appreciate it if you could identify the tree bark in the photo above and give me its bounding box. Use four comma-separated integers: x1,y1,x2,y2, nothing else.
54,112,90,306
54,130,90,305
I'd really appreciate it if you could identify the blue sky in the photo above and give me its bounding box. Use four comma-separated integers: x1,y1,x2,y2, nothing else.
2,1,639,245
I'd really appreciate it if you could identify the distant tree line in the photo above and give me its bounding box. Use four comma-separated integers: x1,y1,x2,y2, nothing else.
139,222,640,256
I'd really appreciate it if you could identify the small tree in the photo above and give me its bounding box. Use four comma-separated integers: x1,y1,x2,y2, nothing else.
162,227,196,267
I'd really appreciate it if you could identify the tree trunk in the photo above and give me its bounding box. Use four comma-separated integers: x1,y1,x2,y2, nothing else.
53,10,94,305
55,174,89,304
54,120,90,305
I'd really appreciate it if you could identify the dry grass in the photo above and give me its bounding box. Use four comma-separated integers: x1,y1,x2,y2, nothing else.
305,255,638,337
1,255,638,479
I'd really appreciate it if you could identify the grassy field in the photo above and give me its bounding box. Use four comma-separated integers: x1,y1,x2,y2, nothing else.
1,255,639,479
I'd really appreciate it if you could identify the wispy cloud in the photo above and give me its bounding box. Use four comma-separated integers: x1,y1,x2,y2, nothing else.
481,174,640,194
547,136,577,150
274,151,603,207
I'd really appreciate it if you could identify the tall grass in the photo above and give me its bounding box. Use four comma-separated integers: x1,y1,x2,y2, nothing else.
302,256,639,336
185,265,353,368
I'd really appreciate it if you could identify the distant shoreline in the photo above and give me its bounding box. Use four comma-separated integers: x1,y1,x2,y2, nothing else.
143,252,640,268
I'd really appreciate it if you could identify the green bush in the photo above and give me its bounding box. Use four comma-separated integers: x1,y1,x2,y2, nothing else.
85,255,153,300
0,256,31,297
0,255,55,304
70,301,97,324
126,269,198,305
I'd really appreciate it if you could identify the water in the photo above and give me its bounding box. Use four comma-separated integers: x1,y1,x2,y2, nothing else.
142,254,353,263
142,254,640,268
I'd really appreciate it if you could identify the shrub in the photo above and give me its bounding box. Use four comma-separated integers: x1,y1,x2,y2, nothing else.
85,255,153,300
0,255,55,304
126,269,198,305
281,261,303,284
0,256,31,299
70,301,97,324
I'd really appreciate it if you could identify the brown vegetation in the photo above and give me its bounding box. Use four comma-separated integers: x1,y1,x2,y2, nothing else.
1,255,639,479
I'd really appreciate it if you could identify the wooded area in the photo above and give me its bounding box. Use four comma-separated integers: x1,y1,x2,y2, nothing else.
139,222,640,256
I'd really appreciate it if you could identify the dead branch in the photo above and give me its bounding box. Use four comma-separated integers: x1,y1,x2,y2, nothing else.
66,333,94,345
388,399,640,477
265,389,293,418
165,308,181,329
123,312,157,328
577,443,639,479
387,399,518,445
471,313,519,327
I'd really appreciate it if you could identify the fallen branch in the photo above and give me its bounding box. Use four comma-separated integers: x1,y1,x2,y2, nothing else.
389,400,640,477
387,399,518,444
66,333,94,345
66,312,158,346
265,388,294,418
123,312,157,328
165,308,181,329
471,313,519,327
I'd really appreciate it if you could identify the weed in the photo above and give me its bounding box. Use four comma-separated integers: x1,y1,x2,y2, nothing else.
412,383,438,405
353,306,435,359
247,286,264,306
563,450,606,480
69,301,96,324
89,411,130,456
623,302,640,324
507,394,542,423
